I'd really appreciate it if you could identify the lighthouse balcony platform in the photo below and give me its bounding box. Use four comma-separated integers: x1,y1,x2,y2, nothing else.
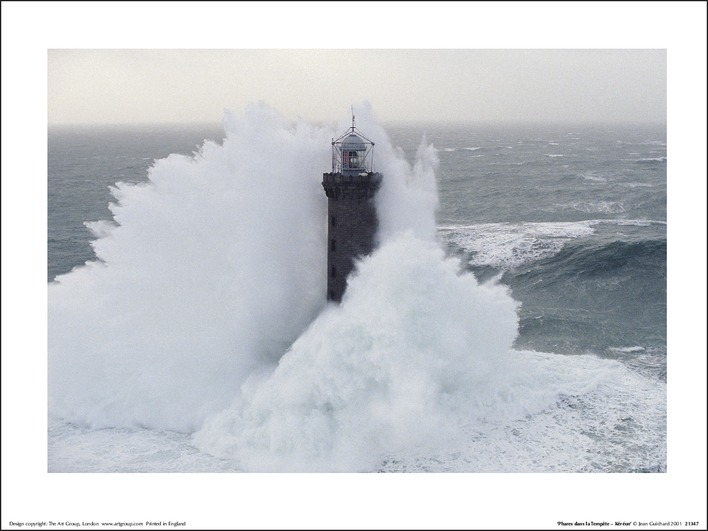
322,172,382,200
322,171,382,185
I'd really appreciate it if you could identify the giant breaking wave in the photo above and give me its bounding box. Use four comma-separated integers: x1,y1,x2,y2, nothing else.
49,104,665,472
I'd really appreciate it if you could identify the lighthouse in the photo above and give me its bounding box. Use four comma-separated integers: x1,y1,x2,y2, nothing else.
322,115,383,302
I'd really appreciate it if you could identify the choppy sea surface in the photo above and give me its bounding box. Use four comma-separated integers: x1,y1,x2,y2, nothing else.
48,108,666,472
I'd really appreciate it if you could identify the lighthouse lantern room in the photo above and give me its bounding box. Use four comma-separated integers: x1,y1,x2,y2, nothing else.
321,113,383,302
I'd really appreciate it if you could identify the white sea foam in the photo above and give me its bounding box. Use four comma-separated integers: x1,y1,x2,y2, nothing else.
439,218,667,271
578,172,607,182
568,200,626,214
50,344,667,472
439,221,596,270
607,218,665,226
641,140,666,146
379,350,666,472
623,182,654,188
609,346,646,353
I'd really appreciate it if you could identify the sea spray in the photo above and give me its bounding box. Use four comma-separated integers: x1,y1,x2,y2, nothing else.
47,103,442,433
193,234,520,471
193,232,665,472
49,104,334,431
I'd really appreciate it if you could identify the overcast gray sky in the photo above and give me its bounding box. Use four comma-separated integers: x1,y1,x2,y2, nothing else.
48,48,666,125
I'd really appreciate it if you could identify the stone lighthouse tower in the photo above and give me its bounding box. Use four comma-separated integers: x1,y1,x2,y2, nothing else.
322,115,383,302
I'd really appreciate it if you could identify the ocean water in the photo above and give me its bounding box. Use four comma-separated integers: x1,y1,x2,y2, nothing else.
47,105,666,472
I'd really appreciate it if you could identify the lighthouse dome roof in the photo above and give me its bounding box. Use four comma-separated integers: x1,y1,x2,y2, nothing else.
341,133,367,151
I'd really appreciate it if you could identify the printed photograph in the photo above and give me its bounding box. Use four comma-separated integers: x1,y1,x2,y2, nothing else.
47,48,667,473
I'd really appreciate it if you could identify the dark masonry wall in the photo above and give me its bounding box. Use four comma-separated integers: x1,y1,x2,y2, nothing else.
322,172,382,302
